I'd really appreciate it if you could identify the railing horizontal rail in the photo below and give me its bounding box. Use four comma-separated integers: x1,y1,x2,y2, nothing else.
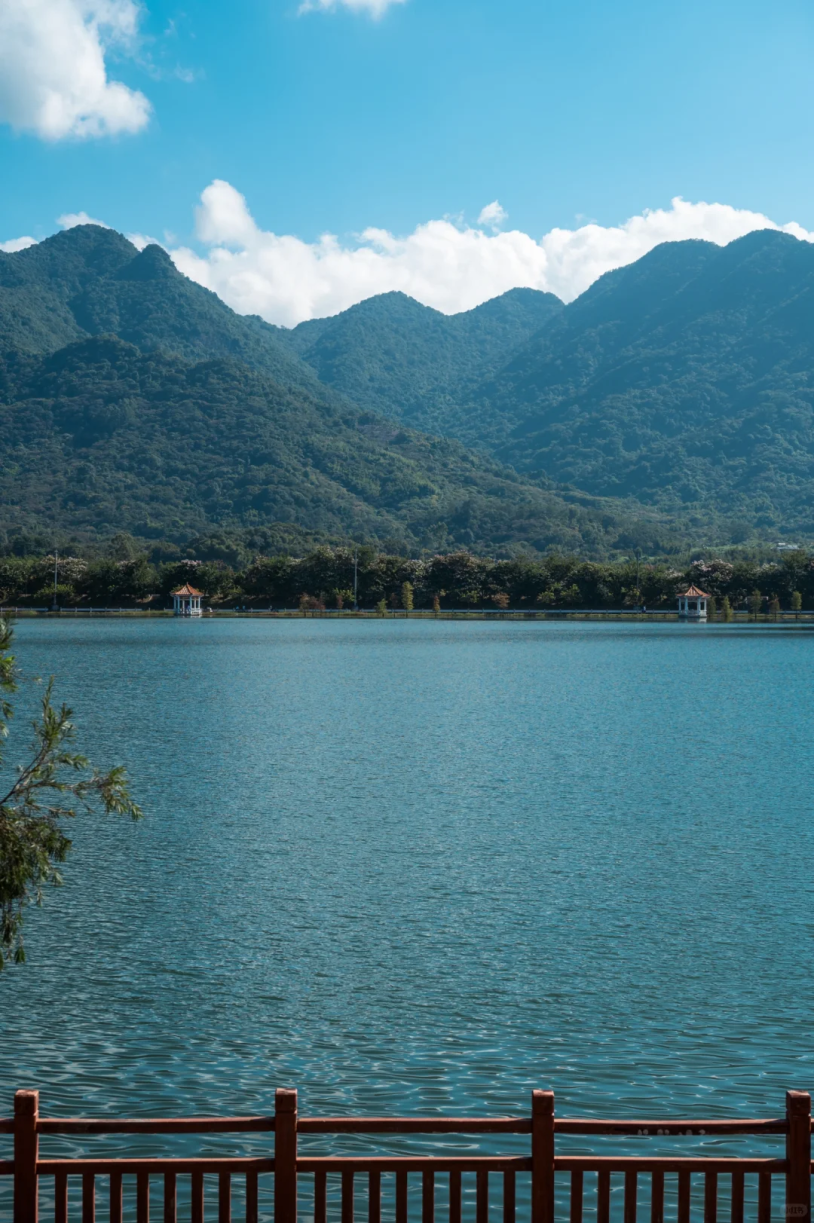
298,1118,531,1133
36,1114,275,1134
297,1157,533,1172
553,1157,787,1173
37,1157,275,1175
25,1155,790,1175
7,1114,789,1136
553,1118,788,1135
3,1087,811,1223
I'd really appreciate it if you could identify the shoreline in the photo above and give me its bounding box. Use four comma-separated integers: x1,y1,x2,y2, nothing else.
3,606,814,624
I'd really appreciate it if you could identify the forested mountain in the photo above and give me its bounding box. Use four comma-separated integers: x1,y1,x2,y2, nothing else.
6,222,814,556
290,230,814,542
0,232,673,555
277,287,562,432
0,333,673,554
0,225,324,393
469,230,814,539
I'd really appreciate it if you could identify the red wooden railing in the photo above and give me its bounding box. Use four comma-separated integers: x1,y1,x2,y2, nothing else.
0,1087,810,1223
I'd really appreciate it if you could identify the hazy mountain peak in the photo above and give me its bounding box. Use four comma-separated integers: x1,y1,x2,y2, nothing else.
723,227,802,255
0,223,331,392
464,287,563,315
22,224,138,278
278,285,564,431
335,290,443,320
5,227,814,551
118,243,180,282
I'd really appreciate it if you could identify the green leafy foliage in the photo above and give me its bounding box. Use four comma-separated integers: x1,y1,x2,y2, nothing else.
463,231,814,538
0,330,677,557
7,223,814,553
286,231,814,542
2,547,812,613
278,288,563,433
0,620,141,966
0,225,321,392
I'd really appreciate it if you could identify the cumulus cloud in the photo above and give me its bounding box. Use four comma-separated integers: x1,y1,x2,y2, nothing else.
58,210,110,228
57,210,156,248
168,184,814,327
0,0,151,140
478,200,507,231
299,0,406,17
6,190,813,324
0,236,38,253
126,231,159,250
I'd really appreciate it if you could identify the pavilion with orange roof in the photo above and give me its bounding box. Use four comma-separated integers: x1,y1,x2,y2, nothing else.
172,584,203,617
677,584,710,620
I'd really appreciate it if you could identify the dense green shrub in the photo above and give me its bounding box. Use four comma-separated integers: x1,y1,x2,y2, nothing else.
3,546,812,611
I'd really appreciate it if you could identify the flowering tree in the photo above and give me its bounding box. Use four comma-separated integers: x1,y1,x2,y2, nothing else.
0,620,141,968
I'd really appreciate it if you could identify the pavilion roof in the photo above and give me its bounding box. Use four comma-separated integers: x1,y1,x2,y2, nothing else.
172,585,203,596
679,585,710,598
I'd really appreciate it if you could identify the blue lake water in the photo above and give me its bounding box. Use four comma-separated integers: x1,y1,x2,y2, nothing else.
0,619,812,1211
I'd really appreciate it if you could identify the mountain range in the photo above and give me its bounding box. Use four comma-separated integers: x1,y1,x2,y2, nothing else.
0,226,667,557
285,229,814,544
1,223,813,556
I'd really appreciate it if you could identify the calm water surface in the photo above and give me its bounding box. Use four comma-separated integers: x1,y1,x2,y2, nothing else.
0,620,812,1182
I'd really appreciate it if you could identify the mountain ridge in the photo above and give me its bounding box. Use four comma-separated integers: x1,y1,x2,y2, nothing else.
277,285,563,433
0,228,678,556
5,222,814,553
0,225,335,395
281,228,814,541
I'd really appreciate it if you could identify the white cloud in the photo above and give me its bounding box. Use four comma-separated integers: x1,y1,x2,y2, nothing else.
126,231,159,250
539,198,814,302
0,0,151,140
478,200,507,231
6,190,813,325
57,211,157,249
168,183,814,327
299,0,406,17
0,236,37,253
58,210,110,229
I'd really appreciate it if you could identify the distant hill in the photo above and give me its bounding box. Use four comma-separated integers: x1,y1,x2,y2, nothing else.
0,225,327,394
278,287,563,435
291,230,814,542
0,230,677,556
471,230,814,538
9,223,814,554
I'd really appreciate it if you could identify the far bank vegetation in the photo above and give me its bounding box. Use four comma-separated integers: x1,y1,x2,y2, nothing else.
0,543,812,614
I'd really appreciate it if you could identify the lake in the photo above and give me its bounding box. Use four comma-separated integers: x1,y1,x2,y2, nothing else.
0,619,811,1200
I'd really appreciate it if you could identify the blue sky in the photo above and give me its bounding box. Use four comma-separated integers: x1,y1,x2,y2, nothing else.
1,0,813,322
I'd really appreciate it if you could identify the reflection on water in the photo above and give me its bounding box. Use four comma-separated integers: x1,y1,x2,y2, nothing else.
0,621,810,1195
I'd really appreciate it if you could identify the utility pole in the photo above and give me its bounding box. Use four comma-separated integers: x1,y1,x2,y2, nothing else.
635,548,641,611
353,550,358,611
52,549,59,612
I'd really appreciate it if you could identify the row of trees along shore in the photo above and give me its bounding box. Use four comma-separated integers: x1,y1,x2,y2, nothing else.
2,547,814,611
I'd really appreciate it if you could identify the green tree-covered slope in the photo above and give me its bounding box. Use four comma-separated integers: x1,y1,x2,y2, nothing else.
0,334,675,555
9,222,812,554
278,230,814,541
277,287,563,432
460,231,814,538
0,225,328,394
0,224,690,556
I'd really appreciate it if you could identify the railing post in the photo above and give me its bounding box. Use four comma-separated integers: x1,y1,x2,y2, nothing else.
786,1090,811,1223
14,1090,39,1223
531,1090,554,1223
275,1087,298,1223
